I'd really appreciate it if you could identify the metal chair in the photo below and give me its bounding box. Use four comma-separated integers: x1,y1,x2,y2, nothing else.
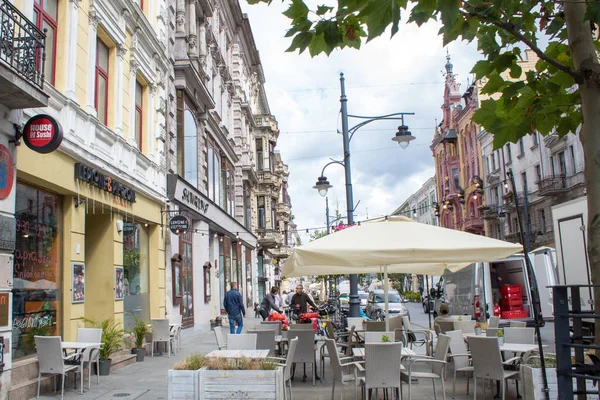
365,321,385,332
267,337,299,400
325,338,361,400
402,333,451,400
248,329,276,356
35,336,79,399
151,318,174,357
77,328,102,390
214,326,227,349
509,321,527,328
364,331,395,343
226,333,257,350
468,336,520,400
388,315,405,343
436,320,456,334
357,342,403,400
402,315,434,356
288,329,318,385
453,320,475,334
446,330,473,399
169,314,183,352
291,323,314,330
260,321,283,336
488,316,500,328
486,327,500,337
321,321,352,378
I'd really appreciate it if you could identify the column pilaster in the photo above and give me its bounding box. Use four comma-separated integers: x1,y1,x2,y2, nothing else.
85,11,101,115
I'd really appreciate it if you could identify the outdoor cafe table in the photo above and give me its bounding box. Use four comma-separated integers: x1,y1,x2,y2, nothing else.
205,350,270,359
61,342,102,394
463,335,545,354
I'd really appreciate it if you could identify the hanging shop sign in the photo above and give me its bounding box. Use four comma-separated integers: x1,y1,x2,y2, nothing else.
0,145,14,200
22,114,64,154
169,215,190,235
74,163,137,202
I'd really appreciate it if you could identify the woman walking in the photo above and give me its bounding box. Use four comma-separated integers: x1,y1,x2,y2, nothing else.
259,286,283,320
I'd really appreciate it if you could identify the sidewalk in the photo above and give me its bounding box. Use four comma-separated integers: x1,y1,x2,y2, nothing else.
35,317,522,400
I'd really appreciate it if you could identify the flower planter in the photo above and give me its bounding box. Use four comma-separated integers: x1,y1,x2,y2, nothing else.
132,348,145,362
198,367,283,399
168,369,198,400
98,359,112,375
168,367,283,400
521,366,595,400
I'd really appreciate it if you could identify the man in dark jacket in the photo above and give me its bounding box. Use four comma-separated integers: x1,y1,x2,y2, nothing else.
290,285,317,314
223,282,245,334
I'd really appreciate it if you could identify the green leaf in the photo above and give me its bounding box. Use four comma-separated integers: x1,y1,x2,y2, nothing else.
285,32,313,54
481,73,506,94
509,64,522,79
309,33,328,57
471,60,494,80
438,0,460,28
283,0,309,22
494,53,516,73
316,5,334,16
358,0,401,41
585,1,600,26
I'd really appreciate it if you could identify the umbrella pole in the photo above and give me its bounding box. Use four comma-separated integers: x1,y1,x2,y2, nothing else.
384,266,389,331
426,275,432,329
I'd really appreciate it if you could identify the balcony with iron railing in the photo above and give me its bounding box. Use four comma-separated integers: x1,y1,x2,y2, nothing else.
256,228,283,249
481,204,500,220
270,245,292,260
538,175,567,196
0,0,48,108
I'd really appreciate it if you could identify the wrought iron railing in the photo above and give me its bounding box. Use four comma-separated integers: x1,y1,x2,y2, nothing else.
553,285,600,399
0,0,45,89
538,175,567,196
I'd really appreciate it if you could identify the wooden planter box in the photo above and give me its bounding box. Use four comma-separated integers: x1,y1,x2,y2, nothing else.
168,367,283,400
198,368,283,399
168,370,198,400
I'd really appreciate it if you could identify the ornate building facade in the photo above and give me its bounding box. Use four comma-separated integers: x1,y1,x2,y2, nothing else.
431,56,485,235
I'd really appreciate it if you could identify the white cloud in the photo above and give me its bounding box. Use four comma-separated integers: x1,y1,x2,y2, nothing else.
241,1,482,242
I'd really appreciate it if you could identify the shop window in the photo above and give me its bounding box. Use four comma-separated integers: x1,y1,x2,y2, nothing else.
122,223,149,331
134,80,143,151
171,254,182,305
13,183,62,360
95,39,109,125
179,231,193,326
203,262,212,304
34,0,57,85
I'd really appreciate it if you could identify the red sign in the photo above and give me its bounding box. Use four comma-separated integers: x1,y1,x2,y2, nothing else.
0,145,14,200
23,114,63,154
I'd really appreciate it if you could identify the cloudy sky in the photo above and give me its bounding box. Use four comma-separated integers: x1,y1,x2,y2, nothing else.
240,2,483,243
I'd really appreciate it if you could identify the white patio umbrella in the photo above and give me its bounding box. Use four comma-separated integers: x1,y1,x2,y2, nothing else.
282,216,523,329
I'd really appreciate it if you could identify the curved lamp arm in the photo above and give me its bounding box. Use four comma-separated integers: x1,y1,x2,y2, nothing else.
320,160,345,177
348,112,415,142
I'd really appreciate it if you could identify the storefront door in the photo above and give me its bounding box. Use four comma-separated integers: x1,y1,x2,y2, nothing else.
123,223,150,331
180,232,194,328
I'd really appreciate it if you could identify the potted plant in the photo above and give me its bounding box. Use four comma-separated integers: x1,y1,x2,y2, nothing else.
83,317,125,375
130,314,149,362
381,334,391,342
497,328,504,345
474,321,482,336
520,353,557,400
169,354,282,399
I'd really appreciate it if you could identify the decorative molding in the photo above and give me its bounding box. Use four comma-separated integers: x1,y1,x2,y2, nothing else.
89,10,101,28
116,44,127,59
130,59,140,74
149,84,158,96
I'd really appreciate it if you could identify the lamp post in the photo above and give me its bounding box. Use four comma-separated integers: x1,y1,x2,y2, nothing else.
313,73,415,317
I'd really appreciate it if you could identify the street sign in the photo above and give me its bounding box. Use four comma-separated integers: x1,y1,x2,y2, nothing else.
169,215,189,235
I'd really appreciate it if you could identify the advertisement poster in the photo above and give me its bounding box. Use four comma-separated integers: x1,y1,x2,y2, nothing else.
72,263,85,303
115,266,124,300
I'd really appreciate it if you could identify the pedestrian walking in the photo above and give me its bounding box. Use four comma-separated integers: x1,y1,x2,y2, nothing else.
259,286,283,320
291,285,317,314
223,282,245,334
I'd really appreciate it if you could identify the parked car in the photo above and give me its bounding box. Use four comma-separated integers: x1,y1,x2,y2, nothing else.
339,291,368,310
366,289,409,319
358,291,368,310
339,293,349,310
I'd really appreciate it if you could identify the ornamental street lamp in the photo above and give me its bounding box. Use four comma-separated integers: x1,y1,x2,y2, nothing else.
313,72,415,318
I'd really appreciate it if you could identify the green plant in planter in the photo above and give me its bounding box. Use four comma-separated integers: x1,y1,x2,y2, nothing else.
173,354,279,371
83,317,125,361
130,314,149,349
381,335,391,343
497,328,504,338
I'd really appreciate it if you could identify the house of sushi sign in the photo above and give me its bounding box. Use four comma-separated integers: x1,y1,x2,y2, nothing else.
22,114,63,154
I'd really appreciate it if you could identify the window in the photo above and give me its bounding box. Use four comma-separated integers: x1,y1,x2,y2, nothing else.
269,143,275,172
521,171,527,191
532,132,539,147
13,183,62,360
244,187,251,229
494,186,500,206
257,196,266,229
123,223,150,331
491,153,496,171
551,156,556,177
535,165,542,184
183,109,198,187
452,168,460,190
135,81,143,151
270,198,277,229
256,139,263,170
518,138,525,156
540,209,546,233
558,151,567,175
95,39,109,125
34,0,57,84
505,144,512,164
513,217,519,233
206,141,221,205
570,145,577,174
221,159,234,216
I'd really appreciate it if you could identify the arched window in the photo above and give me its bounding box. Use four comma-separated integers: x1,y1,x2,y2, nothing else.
184,110,198,187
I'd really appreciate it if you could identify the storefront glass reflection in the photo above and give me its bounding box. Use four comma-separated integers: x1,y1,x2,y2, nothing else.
12,183,62,359
123,223,149,331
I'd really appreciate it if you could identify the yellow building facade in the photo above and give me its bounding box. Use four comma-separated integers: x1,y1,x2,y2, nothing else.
6,0,170,394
